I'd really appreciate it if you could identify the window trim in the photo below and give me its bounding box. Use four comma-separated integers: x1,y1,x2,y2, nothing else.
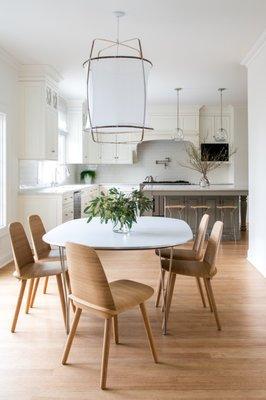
0,112,6,231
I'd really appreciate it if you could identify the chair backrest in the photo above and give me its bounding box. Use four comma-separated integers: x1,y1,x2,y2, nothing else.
65,242,116,311
192,214,210,257
28,215,51,259
9,222,35,277
203,221,223,274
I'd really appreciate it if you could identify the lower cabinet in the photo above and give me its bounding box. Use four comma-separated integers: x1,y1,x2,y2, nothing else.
81,186,99,217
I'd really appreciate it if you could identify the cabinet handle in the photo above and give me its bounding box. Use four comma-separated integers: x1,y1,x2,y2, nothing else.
51,150,55,153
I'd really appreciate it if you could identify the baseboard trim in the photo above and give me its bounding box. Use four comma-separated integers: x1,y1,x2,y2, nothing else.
247,250,266,278
0,253,13,269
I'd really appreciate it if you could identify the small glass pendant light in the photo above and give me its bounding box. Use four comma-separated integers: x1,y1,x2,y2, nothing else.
214,88,228,142
83,11,153,144
173,88,184,141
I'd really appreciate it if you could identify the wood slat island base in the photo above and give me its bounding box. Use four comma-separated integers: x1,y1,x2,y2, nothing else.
2,233,266,399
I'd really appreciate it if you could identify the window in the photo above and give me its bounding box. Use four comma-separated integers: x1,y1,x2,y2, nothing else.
0,113,6,228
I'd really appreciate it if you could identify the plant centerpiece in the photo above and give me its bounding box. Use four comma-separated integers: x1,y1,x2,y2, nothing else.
80,169,96,184
84,188,153,233
179,143,236,187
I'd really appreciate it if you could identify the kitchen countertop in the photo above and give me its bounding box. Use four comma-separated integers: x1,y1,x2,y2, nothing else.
18,183,139,196
141,184,248,196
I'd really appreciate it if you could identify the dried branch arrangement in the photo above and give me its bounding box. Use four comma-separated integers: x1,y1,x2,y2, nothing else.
179,143,236,185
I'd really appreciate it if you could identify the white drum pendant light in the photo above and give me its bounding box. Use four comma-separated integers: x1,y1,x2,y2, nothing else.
83,11,153,144
214,88,228,142
173,88,184,141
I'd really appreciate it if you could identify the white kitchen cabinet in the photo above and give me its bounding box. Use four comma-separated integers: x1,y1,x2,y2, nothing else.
199,106,233,143
19,66,60,160
66,100,91,164
81,185,99,217
87,133,133,164
18,193,73,241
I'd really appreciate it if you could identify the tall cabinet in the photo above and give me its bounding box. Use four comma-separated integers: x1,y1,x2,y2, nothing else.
19,65,61,160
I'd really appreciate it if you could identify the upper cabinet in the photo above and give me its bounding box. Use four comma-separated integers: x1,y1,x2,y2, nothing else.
199,106,233,144
144,105,201,146
66,104,133,165
19,65,61,160
65,100,90,164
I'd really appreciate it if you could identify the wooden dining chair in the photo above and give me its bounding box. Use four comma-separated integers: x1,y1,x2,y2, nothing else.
28,214,66,307
62,242,158,390
9,221,66,332
161,221,223,330
155,214,210,308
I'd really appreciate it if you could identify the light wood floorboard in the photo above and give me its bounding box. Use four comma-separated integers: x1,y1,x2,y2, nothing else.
2,234,266,398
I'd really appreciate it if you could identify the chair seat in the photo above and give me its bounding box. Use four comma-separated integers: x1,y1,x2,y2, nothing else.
36,248,65,263
161,258,217,278
110,280,154,313
155,248,201,261
13,261,64,280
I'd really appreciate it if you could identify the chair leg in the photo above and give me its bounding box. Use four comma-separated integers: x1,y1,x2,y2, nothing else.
25,278,34,313
43,277,49,294
203,277,213,312
62,307,82,364
165,273,176,322
139,303,158,363
11,280,27,332
65,271,76,313
100,318,112,390
112,315,119,344
205,278,221,331
56,274,66,325
196,277,206,308
30,277,40,308
155,269,165,308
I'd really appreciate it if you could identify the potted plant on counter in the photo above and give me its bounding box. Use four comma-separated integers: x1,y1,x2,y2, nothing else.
80,169,96,184
84,188,152,233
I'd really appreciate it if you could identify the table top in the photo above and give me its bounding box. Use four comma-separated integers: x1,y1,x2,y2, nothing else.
43,216,193,250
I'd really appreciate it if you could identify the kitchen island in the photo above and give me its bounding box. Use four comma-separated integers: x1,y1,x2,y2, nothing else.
141,184,248,240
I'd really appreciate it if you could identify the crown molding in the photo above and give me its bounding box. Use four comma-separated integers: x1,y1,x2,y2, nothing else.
0,47,20,70
19,64,62,83
241,30,266,67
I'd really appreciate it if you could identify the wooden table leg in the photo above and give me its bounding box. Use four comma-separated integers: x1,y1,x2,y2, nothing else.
59,246,70,334
162,246,173,335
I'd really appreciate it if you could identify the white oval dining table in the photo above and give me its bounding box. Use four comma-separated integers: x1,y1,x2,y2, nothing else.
43,216,193,334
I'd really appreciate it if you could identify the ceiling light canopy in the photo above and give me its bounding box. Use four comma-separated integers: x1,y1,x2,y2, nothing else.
83,11,153,144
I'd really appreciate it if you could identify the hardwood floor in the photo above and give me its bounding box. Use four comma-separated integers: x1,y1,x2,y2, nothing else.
1,234,266,399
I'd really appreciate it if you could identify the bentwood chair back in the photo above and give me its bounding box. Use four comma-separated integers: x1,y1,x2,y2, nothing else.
28,215,51,259
203,220,223,275
9,222,66,332
66,243,116,311
192,213,210,257
9,222,35,277
161,220,224,331
62,242,158,389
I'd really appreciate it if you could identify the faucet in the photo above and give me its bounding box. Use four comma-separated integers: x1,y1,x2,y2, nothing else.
144,175,155,183
155,157,171,168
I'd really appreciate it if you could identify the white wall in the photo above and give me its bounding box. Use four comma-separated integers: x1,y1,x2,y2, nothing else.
242,38,266,276
0,50,19,266
233,106,248,186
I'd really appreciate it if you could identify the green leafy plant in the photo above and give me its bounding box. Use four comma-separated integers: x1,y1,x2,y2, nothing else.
80,170,96,183
84,188,153,232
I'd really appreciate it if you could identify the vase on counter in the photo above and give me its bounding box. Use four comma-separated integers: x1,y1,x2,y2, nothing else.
199,174,210,187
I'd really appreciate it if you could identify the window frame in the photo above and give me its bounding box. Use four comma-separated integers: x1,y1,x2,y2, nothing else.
0,112,6,232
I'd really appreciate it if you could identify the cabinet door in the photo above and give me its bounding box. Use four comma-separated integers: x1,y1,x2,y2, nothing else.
45,106,58,160
87,134,102,164
100,134,116,164
200,116,214,142
116,141,133,164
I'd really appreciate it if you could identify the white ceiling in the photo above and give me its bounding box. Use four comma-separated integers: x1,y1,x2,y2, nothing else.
0,0,265,105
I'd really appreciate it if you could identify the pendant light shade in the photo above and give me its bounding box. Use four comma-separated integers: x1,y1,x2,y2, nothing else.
84,12,153,144
173,88,184,141
214,88,228,142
